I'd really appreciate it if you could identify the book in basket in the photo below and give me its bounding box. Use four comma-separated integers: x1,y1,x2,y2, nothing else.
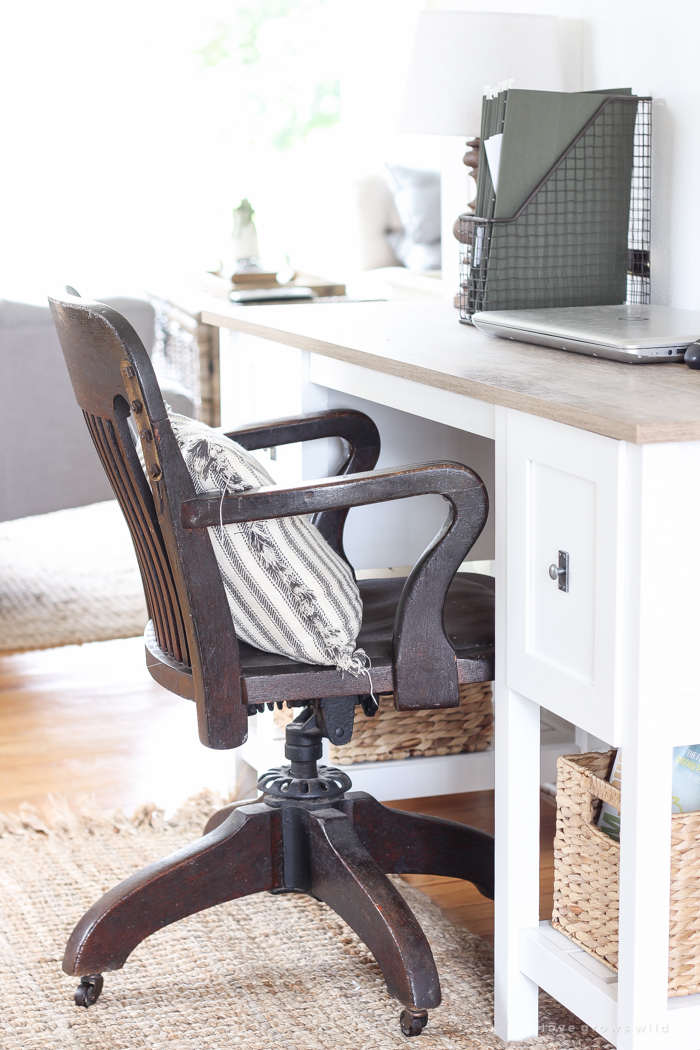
597,744,700,841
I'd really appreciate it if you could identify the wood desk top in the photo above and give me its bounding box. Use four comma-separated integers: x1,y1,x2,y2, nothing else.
200,297,700,444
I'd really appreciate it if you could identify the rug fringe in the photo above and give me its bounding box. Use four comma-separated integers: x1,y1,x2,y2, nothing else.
0,789,234,839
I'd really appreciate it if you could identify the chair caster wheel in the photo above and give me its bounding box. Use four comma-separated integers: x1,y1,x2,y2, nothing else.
400,1009,428,1036
75,974,104,1008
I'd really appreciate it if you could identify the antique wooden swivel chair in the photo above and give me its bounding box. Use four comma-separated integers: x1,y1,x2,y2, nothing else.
50,294,495,1038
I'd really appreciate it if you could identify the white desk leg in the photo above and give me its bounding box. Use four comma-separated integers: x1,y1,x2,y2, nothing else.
616,443,675,1050
300,350,338,481
494,405,540,1041
494,686,541,1040
616,730,672,1050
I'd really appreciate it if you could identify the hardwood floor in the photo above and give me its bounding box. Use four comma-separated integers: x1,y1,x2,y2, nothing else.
0,637,237,814
0,637,556,944
387,790,557,946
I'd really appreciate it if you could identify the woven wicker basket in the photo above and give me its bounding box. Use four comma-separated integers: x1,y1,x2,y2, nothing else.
273,681,493,766
552,750,700,996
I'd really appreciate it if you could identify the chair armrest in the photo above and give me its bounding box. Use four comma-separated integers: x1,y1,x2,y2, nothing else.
182,461,488,710
226,408,380,463
182,462,473,523
226,409,381,563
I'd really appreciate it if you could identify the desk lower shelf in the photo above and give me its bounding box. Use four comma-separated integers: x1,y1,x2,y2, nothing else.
521,922,700,1049
238,709,575,802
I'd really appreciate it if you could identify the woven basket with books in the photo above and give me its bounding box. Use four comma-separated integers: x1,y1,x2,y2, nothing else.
273,681,493,766
552,750,700,995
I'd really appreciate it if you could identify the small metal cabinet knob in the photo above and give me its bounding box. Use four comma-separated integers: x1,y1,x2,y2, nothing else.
548,551,570,592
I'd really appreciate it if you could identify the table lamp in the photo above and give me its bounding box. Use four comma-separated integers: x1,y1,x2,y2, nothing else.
399,11,564,296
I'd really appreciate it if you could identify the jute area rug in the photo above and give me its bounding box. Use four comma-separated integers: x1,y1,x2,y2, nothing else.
0,501,147,654
0,794,613,1050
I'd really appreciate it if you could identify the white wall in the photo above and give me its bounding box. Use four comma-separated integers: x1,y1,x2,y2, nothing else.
433,0,700,310
4,2,694,306
581,0,699,309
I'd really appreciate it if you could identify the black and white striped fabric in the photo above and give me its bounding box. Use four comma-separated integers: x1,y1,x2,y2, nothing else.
157,412,364,672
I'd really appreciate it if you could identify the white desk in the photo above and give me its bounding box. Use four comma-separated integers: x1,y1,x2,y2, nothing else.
201,297,700,1050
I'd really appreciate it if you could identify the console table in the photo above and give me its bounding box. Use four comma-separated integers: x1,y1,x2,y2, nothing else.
198,296,700,1050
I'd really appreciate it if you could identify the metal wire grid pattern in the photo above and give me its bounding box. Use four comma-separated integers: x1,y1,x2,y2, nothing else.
458,97,651,321
151,300,202,414
626,98,652,303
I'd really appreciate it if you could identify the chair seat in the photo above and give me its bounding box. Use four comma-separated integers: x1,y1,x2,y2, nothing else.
238,572,494,705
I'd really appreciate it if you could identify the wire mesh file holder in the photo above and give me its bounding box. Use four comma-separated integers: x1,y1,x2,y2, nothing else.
458,96,652,323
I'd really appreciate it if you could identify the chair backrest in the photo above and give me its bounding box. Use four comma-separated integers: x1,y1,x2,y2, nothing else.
49,294,247,749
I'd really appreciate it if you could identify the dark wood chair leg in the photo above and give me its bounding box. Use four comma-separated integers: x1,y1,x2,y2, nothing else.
306,807,441,1014
340,792,494,899
203,797,260,834
63,803,282,977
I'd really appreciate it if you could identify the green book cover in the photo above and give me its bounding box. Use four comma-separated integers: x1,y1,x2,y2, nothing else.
597,745,700,843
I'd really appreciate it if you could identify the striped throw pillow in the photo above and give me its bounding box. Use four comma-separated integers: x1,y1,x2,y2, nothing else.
158,412,364,673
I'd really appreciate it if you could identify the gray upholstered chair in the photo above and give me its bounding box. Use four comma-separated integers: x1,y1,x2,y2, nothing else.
0,295,194,522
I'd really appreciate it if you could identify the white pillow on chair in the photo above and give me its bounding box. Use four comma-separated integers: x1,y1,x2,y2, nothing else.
147,412,364,673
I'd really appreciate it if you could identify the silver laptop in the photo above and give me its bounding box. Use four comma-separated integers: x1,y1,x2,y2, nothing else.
471,304,700,364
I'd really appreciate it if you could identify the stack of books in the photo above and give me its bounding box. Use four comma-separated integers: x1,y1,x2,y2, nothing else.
227,266,313,303
202,268,346,305
230,265,283,290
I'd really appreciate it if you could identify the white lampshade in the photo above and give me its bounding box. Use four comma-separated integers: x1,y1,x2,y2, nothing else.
399,11,564,137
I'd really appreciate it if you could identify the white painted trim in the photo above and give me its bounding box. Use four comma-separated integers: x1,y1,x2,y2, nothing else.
520,925,618,1044
522,924,700,1050
308,353,496,439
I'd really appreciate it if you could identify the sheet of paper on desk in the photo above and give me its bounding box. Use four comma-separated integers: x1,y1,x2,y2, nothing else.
475,89,507,220
484,134,503,193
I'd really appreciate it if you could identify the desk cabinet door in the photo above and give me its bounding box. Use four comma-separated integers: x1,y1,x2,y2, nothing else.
506,411,625,744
